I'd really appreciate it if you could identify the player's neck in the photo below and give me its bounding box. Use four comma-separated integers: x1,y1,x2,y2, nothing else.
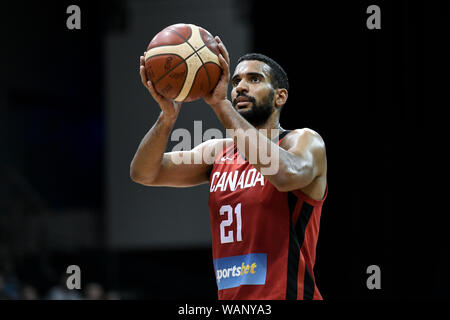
251,114,284,141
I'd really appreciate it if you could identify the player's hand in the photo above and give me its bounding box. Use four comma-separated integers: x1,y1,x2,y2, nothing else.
140,54,182,122
204,36,230,107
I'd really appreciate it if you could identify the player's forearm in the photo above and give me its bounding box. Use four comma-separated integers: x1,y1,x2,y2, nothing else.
210,99,251,133
210,100,288,184
130,112,176,184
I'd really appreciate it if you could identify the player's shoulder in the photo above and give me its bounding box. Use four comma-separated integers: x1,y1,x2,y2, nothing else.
196,137,233,148
206,137,234,149
288,129,327,171
195,138,234,158
290,128,325,147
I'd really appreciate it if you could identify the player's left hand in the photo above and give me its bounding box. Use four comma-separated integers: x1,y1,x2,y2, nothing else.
204,36,230,107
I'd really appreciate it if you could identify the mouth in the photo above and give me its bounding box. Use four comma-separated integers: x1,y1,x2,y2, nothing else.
236,101,252,109
233,96,254,109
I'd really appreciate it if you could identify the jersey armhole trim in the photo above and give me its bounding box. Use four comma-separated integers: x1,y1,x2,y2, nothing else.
291,183,328,207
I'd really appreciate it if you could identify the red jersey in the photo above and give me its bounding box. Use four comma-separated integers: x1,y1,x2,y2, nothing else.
208,130,327,300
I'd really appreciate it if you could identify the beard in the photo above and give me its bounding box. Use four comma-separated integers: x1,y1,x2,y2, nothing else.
233,90,275,127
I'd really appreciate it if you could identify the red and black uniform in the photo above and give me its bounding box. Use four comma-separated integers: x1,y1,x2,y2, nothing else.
208,130,327,300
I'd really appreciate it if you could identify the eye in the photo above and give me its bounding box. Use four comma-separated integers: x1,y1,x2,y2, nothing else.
232,77,240,87
251,75,261,83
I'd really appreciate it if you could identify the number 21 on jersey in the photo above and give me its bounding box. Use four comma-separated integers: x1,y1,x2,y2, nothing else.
219,203,242,244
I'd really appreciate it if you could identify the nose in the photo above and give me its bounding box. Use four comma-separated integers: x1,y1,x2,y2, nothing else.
234,79,249,96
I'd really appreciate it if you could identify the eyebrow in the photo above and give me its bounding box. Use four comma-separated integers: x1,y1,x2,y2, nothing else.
231,72,265,83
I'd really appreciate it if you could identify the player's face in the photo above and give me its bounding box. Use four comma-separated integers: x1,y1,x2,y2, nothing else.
231,60,275,126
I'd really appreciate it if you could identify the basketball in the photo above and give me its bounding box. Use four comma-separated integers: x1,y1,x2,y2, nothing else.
144,23,223,102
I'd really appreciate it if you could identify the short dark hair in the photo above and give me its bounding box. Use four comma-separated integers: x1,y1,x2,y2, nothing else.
237,53,289,91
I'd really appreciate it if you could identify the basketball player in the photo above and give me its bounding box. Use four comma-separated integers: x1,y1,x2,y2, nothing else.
131,37,327,300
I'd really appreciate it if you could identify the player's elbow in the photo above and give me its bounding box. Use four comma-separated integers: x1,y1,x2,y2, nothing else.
130,167,154,186
129,169,143,184
273,166,314,192
272,178,299,193
273,181,291,193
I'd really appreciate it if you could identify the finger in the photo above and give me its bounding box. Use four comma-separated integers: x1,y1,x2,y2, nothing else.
217,37,230,64
140,55,145,67
140,64,148,87
215,36,228,61
219,45,230,67
218,43,230,66
147,80,165,103
218,53,230,80
146,79,160,101
146,80,157,96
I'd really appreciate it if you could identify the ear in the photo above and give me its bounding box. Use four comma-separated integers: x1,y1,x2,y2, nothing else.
274,88,288,108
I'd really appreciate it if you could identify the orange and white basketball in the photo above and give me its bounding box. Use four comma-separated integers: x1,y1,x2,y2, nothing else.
144,23,223,102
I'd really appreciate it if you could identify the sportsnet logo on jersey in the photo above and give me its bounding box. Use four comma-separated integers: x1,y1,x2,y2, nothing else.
213,253,267,290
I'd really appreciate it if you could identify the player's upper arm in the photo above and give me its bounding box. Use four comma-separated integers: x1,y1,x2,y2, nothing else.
139,138,232,187
276,128,326,192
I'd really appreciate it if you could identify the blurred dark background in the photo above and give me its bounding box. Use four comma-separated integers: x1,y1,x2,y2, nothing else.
1,0,448,300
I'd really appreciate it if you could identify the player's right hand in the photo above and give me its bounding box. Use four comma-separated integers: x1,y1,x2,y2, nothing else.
140,53,182,122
